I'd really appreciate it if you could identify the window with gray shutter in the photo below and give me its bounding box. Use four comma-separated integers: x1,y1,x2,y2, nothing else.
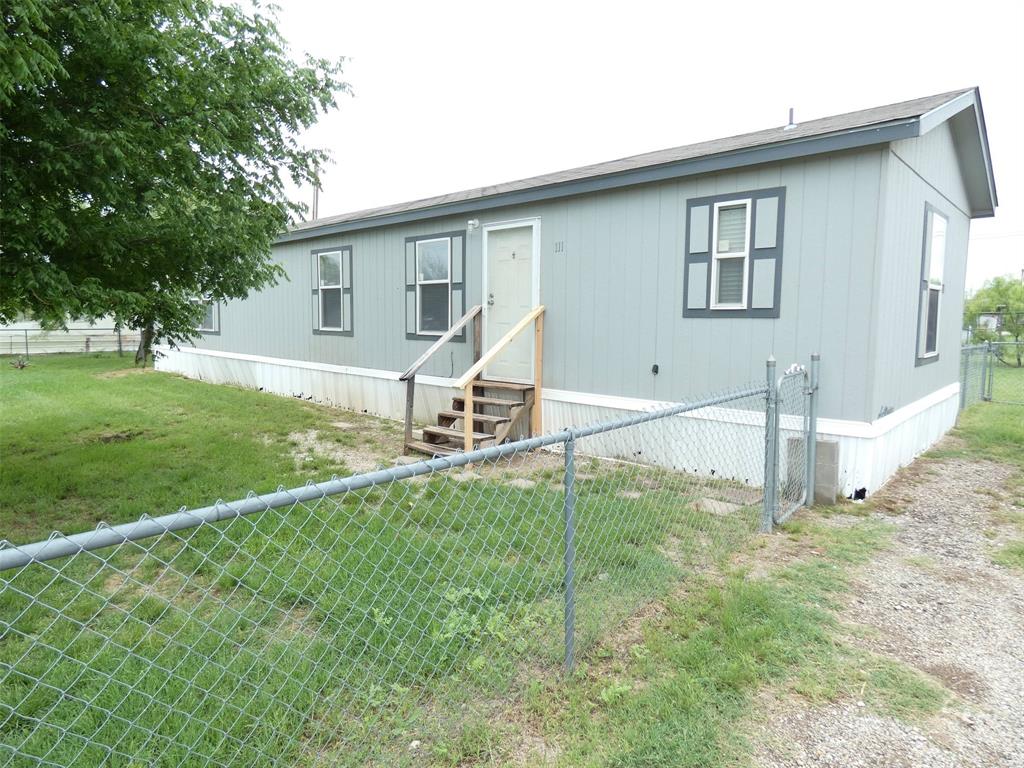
311,246,353,335
683,187,785,318
405,231,467,341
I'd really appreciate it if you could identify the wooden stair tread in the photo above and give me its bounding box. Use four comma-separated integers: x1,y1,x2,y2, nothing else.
438,409,510,424
422,425,495,441
452,395,524,408
404,439,457,457
473,379,534,391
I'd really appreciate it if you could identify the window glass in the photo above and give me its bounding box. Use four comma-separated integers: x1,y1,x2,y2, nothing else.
418,283,449,332
716,204,747,254
925,289,940,354
716,258,745,305
201,302,215,331
319,252,341,287
321,289,342,330
417,240,449,282
928,214,946,286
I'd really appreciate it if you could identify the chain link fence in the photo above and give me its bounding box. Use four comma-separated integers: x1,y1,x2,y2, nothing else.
988,341,1024,405
960,342,1024,410
0,365,818,767
959,344,989,410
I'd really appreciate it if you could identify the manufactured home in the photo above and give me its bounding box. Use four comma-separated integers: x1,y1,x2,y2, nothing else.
156,88,996,496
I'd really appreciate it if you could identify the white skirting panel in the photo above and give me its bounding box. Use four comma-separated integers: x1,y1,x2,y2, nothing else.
154,346,458,424
156,346,959,498
821,385,960,495
543,384,960,497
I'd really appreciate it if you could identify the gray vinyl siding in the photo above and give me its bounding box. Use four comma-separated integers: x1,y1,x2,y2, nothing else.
868,126,971,418
195,147,888,421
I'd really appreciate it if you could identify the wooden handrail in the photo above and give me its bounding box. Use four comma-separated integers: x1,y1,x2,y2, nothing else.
455,305,545,389
399,305,482,381
401,305,482,452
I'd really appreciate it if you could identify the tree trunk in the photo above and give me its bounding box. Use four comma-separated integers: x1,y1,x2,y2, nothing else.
134,323,154,367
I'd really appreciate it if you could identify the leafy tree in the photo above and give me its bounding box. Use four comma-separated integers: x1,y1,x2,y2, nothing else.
1,0,347,360
964,275,1024,366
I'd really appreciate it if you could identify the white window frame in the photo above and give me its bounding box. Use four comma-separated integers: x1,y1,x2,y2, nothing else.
194,298,218,333
709,199,752,310
919,209,947,359
415,237,452,336
317,250,344,331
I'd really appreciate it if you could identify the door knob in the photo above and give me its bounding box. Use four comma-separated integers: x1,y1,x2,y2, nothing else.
487,293,495,306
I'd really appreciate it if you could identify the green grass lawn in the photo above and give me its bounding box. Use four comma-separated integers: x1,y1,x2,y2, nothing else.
0,353,405,542
0,354,760,767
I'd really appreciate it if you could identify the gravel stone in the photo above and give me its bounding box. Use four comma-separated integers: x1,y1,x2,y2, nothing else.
754,455,1024,768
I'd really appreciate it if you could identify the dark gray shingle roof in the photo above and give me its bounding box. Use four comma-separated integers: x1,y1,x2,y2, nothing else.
290,88,973,235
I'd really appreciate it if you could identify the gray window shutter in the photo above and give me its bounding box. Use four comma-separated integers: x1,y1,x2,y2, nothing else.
751,259,776,309
311,251,320,331
405,241,417,335
754,197,779,249
451,234,465,337
342,248,352,289
689,205,710,253
686,263,708,309
683,204,712,316
342,247,353,333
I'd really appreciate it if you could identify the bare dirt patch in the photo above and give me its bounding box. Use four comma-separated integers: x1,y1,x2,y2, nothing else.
288,429,385,475
78,428,146,444
94,367,154,379
753,448,1024,768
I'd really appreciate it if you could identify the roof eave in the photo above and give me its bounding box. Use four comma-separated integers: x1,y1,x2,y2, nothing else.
276,119,920,244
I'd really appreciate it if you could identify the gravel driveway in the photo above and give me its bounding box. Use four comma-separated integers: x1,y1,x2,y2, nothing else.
753,452,1024,768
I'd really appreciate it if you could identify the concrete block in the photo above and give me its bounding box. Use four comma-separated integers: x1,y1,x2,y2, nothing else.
814,438,839,505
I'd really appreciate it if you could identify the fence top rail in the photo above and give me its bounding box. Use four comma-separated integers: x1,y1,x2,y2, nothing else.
0,383,767,572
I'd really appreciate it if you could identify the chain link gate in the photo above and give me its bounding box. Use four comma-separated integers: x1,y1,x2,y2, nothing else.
762,355,819,528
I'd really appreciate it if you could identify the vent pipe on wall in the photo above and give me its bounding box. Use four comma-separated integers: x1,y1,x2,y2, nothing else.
784,108,797,131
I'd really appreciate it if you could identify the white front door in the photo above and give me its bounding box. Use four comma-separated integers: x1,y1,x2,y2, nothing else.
484,223,535,381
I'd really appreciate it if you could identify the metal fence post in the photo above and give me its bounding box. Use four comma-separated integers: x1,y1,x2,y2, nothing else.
23,329,29,359
563,433,577,673
959,347,968,411
806,353,820,507
761,356,777,533
983,341,993,401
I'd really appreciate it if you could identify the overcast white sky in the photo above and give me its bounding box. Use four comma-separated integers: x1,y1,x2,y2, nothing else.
273,0,1023,293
